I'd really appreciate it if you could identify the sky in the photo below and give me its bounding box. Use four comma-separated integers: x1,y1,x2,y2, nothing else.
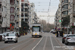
29,0,60,24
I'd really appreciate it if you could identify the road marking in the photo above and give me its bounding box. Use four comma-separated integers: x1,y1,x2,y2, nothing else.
32,37,43,50
43,37,47,50
50,35,55,50
10,39,33,50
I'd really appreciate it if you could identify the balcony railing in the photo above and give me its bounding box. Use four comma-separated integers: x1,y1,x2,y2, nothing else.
62,8,68,12
62,14,68,17
62,2,68,6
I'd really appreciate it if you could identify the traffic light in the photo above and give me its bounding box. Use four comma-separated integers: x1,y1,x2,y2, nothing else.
59,20,61,22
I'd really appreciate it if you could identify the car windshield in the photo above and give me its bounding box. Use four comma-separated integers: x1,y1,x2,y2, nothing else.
68,35,75,37
32,27,40,32
7,34,15,36
64,34,68,37
0,34,3,35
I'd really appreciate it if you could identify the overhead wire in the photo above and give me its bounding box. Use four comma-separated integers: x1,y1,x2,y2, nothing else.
47,0,51,23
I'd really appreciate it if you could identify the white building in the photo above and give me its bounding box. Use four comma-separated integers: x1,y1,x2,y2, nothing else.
0,0,20,32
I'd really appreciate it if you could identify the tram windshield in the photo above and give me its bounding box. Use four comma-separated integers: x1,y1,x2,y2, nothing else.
32,26,40,32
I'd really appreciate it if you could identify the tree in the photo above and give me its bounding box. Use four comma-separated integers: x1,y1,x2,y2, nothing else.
39,20,54,32
61,15,70,27
21,21,29,30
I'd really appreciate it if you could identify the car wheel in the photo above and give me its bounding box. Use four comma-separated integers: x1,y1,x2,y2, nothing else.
62,41,64,43
14,40,18,43
62,40,65,43
4,41,8,43
65,42,69,45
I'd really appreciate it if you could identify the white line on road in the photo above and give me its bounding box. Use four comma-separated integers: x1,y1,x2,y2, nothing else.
43,37,47,50
32,37,43,50
50,35,55,50
10,39,32,50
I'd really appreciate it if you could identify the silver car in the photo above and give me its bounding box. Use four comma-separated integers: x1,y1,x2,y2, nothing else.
3,32,11,40
4,33,18,43
62,34,68,43
65,34,75,45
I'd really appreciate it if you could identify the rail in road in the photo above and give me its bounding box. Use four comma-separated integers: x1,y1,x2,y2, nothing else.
0,33,75,50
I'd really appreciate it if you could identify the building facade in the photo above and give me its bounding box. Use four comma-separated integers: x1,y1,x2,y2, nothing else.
55,0,75,33
0,0,20,33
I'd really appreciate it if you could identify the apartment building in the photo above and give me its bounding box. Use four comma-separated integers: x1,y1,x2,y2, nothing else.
55,0,75,32
55,4,61,30
0,0,3,33
0,0,20,33
19,0,29,28
6,0,20,31
29,3,35,25
29,3,38,28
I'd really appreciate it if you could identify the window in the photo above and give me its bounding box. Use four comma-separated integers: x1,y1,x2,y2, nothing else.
10,7,14,13
17,15,19,17
10,15,14,21
17,8,19,11
10,0,15,5
0,4,1,8
62,11,68,15
64,0,68,3
0,15,1,19
21,13,24,17
21,19,24,21
17,1,19,4
62,4,68,9
16,22,18,24
21,8,23,11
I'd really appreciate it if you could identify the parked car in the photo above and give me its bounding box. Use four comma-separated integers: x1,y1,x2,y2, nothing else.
0,34,5,41
65,34,75,45
3,32,11,37
50,29,56,34
3,32,11,40
11,31,20,37
62,34,68,43
4,33,18,43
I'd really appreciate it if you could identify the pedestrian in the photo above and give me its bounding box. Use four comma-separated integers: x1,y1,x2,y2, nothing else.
56,30,58,37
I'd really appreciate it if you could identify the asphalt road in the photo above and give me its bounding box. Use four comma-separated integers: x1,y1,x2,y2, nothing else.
0,33,75,50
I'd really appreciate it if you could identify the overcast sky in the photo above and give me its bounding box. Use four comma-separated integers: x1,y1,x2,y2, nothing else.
29,0,60,24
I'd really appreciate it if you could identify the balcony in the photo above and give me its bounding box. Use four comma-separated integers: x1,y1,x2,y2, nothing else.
25,19,29,23
62,2,68,6
62,14,68,17
62,8,68,12
16,11,19,15
24,6,29,8
25,17,29,19
15,18,19,22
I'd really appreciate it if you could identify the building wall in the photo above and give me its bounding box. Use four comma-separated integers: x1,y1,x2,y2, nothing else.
55,0,75,31
19,0,29,28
